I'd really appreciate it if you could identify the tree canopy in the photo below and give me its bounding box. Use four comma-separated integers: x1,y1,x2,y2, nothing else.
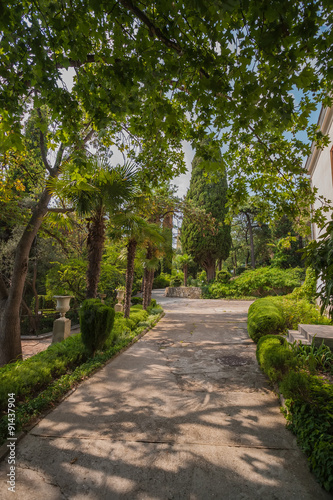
1,0,333,218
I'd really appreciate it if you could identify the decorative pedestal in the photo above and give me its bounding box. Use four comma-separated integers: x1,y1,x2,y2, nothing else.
114,289,125,312
99,293,107,304
52,296,72,344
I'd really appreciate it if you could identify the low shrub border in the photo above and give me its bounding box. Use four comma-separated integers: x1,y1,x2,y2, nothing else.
0,305,164,448
256,335,333,492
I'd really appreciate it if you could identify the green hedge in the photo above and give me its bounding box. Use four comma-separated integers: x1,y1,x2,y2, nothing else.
0,305,164,445
0,335,87,411
131,297,143,305
80,299,116,355
0,305,158,414
247,268,331,342
247,298,286,343
257,335,333,491
204,266,304,299
153,272,171,288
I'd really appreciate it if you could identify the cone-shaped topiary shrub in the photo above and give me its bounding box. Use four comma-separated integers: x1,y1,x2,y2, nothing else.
80,299,115,356
247,297,286,343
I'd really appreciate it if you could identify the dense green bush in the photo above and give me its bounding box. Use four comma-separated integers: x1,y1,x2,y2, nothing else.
257,335,333,491
131,296,143,305
247,298,286,343
287,267,317,302
80,299,116,356
270,296,331,330
215,270,232,283
0,334,87,412
170,275,182,286
0,304,164,441
256,335,296,382
106,306,149,344
246,268,330,342
153,272,171,288
205,266,304,299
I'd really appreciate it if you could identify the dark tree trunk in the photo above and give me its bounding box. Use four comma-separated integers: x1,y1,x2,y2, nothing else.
246,250,250,267
0,185,55,366
32,261,39,317
143,243,153,310
142,267,150,310
86,206,106,299
124,238,137,318
245,212,256,268
147,269,154,305
183,263,188,286
204,257,216,282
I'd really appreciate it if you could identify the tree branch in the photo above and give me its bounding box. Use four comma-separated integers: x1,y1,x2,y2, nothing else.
117,0,183,55
54,143,65,171
36,107,52,174
41,228,70,256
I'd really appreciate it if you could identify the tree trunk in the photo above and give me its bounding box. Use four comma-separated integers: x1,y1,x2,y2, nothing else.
124,238,137,318
142,267,150,310
0,185,55,366
183,263,188,286
32,261,40,317
147,269,154,305
245,212,256,268
86,206,106,299
204,257,216,282
143,243,153,310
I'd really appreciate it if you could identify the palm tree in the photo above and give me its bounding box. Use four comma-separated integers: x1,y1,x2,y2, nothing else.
56,157,138,298
173,253,193,286
112,208,164,317
142,227,172,309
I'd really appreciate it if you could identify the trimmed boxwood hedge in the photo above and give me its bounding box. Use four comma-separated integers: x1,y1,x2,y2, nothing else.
247,298,286,343
80,299,116,355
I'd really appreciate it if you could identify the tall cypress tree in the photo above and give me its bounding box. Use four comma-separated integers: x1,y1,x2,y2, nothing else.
181,146,231,281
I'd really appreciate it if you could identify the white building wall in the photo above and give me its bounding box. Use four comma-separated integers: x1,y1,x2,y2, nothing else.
305,106,333,240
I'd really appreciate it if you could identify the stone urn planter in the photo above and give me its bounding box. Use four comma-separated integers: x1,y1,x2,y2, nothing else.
99,293,107,304
54,295,72,317
115,289,125,312
52,295,73,344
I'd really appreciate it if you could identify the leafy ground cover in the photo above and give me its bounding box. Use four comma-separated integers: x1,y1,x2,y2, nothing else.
256,335,333,492
0,304,163,445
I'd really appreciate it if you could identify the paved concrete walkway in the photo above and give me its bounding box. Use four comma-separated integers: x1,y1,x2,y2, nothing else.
1,292,330,499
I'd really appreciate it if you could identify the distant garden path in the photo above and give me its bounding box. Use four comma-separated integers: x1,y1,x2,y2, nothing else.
0,292,329,499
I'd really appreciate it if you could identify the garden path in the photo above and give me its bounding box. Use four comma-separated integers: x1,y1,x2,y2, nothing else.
0,292,330,499
21,324,80,359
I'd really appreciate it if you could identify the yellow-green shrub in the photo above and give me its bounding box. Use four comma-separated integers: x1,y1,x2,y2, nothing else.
247,298,286,343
